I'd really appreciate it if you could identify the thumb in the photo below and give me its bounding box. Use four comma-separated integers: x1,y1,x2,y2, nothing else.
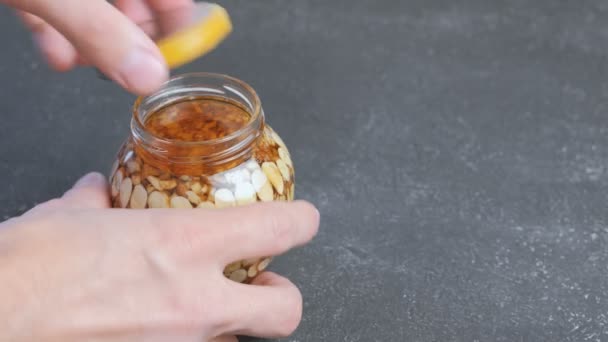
9,0,169,95
62,172,111,209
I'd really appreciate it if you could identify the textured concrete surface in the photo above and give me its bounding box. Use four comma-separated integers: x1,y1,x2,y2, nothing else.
1,1,608,341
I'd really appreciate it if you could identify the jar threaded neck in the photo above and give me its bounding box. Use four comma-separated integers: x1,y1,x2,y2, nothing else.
130,73,264,174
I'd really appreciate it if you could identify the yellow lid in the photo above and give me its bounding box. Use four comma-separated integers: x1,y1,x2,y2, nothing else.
155,3,232,69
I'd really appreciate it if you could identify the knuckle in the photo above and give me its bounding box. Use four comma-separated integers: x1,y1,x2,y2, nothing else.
75,187,109,207
267,212,293,253
151,213,204,258
76,14,107,40
203,288,233,332
29,207,69,229
29,198,65,214
164,292,211,335
167,280,227,334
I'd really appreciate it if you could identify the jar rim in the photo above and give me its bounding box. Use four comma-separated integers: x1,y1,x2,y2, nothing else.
131,72,263,147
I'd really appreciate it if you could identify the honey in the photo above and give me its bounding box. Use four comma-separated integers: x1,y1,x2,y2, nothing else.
132,95,264,175
145,97,252,142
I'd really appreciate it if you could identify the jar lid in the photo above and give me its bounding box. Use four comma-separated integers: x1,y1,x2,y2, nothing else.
155,2,232,69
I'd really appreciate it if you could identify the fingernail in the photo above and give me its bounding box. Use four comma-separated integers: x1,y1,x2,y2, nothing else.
74,173,107,188
114,47,168,95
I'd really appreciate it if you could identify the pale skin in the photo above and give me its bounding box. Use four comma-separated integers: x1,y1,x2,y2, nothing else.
0,0,320,341
0,173,319,341
2,0,195,95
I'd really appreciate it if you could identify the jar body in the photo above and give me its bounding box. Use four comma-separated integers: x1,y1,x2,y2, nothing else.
109,124,294,283
108,73,295,284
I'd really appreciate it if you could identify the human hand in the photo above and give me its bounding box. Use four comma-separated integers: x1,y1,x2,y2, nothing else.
1,0,200,95
0,173,320,341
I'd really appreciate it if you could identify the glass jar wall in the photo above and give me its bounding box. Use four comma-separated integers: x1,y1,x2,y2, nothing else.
108,73,295,283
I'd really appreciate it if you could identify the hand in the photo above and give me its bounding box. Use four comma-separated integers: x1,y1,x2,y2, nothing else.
0,173,320,341
1,0,199,95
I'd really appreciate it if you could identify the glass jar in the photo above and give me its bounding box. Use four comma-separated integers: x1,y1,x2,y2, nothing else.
108,73,295,283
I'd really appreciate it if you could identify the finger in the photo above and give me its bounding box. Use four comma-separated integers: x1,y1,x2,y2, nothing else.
220,272,302,338
116,0,195,40
75,55,90,66
96,201,318,262
62,172,110,209
203,201,320,264
114,0,159,38
145,0,195,12
144,0,195,36
11,0,168,95
115,0,155,22
208,336,238,342
17,11,78,71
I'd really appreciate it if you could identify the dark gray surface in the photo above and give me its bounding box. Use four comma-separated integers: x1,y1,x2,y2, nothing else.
1,1,608,341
